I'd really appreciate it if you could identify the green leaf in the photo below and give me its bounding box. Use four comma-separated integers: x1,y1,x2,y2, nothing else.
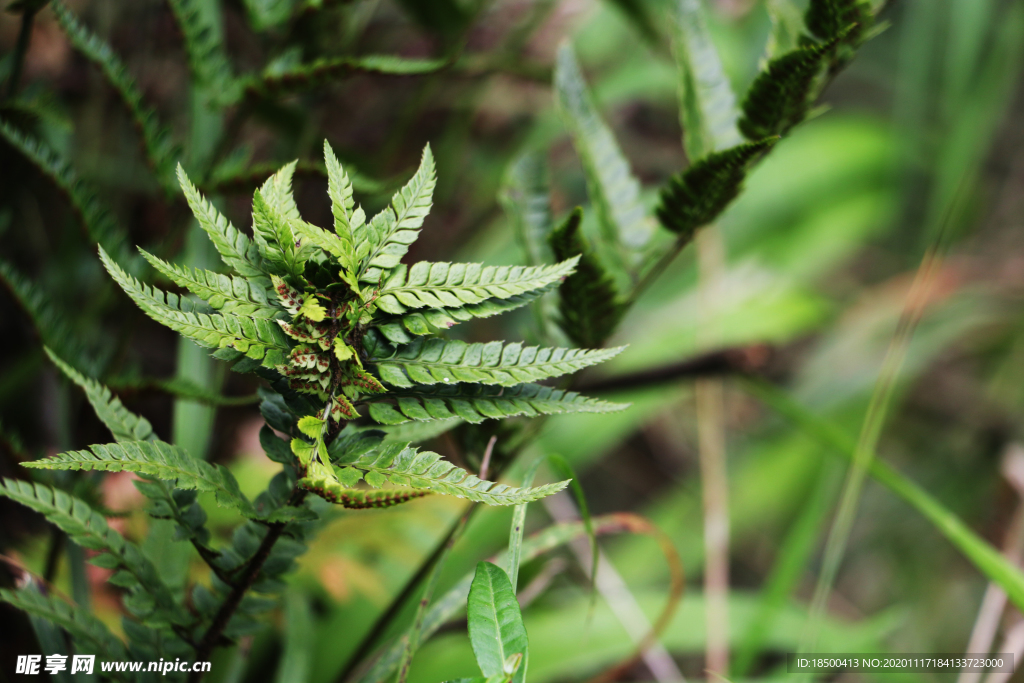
672,0,742,160
655,138,777,240
0,589,129,669
0,260,99,375
51,1,178,193
499,152,552,266
140,248,278,318
297,415,325,439
370,337,624,389
376,258,578,315
332,442,570,506
177,164,268,280
245,55,447,99
45,348,154,442
548,208,624,347
356,145,436,283
167,0,235,96
100,246,290,367
367,383,629,426
468,562,529,683
23,440,258,518
737,33,846,140
553,43,650,255
0,120,133,268
0,479,190,625
743,379,1024,616
252,175,308,278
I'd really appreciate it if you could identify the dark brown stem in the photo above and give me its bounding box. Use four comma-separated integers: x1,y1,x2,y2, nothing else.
188,489,307,682
575,345,772,394
42,528,64,583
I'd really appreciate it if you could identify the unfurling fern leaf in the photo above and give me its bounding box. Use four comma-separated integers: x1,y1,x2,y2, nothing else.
737,31,847,140
51,1,178,193
548,208,624,348
655,138,777,239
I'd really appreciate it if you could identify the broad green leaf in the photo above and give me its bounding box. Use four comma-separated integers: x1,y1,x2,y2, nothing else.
468,562,529,683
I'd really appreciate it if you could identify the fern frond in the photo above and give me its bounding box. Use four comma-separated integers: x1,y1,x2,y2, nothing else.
554,43,650,254
139,248,278,318
369,336,624,388
245,55,447,99
252,182,307,278
0,120,133,267
52,1,178,193
298,475,429,509
177,164,267,280
332,442,569,506
655,138,777,240
498,152,551,266
673,0,743,160
166,0,235,96
376,287,554,343
100,247,290,366
737,32,846,140
367,383,629,425
0,260,98,374
0,589,129,666
23,440,258,518
0,479,189,624
805,0,871,45
375,258,577,315
45,348,154,442
355,145,436,283
548,208,624,347
323,140,360,275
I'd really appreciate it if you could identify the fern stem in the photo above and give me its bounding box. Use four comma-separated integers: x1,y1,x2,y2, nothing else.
5,5,38,100
188,488,308,682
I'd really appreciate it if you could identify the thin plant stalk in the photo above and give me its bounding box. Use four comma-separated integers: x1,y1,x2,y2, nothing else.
695,228,730,676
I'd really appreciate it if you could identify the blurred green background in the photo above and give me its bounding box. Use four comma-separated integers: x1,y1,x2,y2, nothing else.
1,0,1023,681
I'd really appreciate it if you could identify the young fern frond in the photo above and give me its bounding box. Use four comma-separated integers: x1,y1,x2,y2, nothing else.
554,43,650,256
548,208,624,348
376,258,578,315
368,383,628,426
355,145,436,283
0,479,190,625
0,121,134,268
368,335,624,389
737,31,847,140
244,55,447,100
330,442,570,506
177,164,268,281
140,248,279,318
23,440,258,518
100,246,290,366
51,1,178,193
655,138,778,240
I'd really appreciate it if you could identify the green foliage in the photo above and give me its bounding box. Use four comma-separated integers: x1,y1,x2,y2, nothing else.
51,1,178,193
368,336,624,389
672,0,743,160
166,0,235,97
141,249,278,318
368,382,628,425
327,442,569,506
468,562,529,683
655,139,778,239
548,208,624,347
0,120,133,267
554,43,650,257
737,33,845,140
499,152,552,267
246,55,447,99
805,0,873,46
24,440,258,517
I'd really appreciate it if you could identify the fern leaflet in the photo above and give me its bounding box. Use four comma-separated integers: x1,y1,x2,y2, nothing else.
245,55,447,99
